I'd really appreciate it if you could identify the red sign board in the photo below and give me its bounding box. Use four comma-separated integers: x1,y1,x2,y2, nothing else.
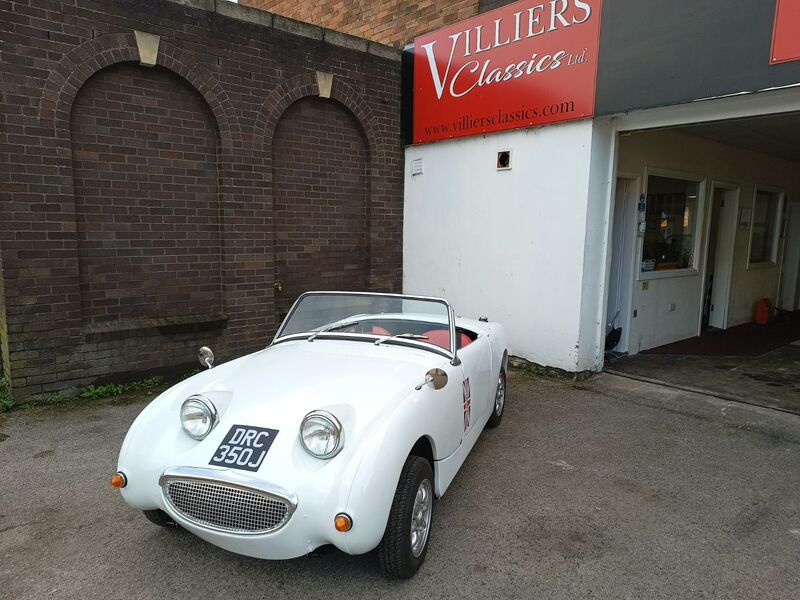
412,0,602,144
772,0,800,64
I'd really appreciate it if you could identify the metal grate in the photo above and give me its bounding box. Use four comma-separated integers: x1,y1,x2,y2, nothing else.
163,479,291,534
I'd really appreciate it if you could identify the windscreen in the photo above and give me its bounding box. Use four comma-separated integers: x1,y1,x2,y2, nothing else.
276,293,452,353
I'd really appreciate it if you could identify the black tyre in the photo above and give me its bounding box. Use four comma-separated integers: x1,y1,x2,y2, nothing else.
377,455,434,579
143,509,177,528
486,368,506,428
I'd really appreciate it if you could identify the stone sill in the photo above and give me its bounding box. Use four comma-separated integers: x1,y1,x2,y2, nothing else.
84,313,228,341
169,0,402,61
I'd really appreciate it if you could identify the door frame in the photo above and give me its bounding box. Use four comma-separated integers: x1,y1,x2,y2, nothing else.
699,181,740,331
780,201,800,310
600,86,800,359
606,171,641,354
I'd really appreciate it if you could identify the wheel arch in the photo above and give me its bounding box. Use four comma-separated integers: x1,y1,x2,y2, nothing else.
410,435,435,471
340,408,441,554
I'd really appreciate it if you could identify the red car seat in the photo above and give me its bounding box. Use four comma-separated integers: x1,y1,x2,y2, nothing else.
422,329,472,350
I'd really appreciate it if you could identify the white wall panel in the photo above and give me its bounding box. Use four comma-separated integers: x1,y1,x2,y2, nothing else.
403,120,599,371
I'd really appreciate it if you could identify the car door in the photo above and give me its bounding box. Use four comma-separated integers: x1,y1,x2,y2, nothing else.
425,360,467,459
454,335,492,437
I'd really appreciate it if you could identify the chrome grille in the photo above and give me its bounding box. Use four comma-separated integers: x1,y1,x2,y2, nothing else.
162,478,291,534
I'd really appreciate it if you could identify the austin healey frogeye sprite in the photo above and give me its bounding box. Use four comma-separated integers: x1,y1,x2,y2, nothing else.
112,291,508,578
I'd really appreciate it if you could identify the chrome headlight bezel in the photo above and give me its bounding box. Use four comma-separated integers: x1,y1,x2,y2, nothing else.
299,410,344,459
180,394,218,440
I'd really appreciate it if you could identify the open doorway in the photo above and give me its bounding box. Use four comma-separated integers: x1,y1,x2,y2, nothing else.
702,184,739,331
605,108,800,414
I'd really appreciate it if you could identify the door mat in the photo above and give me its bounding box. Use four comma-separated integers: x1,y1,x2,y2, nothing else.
643,311,800,356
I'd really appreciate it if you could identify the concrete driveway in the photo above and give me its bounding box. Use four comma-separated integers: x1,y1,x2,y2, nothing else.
1,371,799,599
607,343,800,415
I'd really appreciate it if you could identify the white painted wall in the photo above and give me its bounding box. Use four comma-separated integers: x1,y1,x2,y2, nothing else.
404,119,611,372
578,117,616,370
617,129,800,352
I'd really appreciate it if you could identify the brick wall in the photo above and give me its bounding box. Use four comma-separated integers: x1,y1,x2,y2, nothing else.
0,244,7,378
272,97,369,321
71,64,223,325
478,0,517,13
241,0,479,47
0,0,403,400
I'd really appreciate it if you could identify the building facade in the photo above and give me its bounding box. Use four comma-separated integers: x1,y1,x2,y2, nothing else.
237,0,800,373
2,0,799,400
403,0,800,372
0,0,404,400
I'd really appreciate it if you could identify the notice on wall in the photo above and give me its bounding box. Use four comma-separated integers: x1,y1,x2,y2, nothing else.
412,0,602,144
772,0,800,64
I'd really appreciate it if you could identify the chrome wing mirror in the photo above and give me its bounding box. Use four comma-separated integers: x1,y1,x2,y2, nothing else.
415,368,448,391
198,346,214,369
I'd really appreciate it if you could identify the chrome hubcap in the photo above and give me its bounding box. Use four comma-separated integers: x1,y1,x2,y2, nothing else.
410,479,432,558
495,373,505,415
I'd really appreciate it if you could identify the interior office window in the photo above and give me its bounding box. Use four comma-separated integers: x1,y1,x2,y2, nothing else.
641,175,700,273
749,189,780,264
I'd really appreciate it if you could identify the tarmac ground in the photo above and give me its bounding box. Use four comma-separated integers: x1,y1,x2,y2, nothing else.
1,370,799,599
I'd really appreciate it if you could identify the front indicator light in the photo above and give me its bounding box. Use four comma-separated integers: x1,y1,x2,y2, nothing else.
334,513,352,532
110,472,127,488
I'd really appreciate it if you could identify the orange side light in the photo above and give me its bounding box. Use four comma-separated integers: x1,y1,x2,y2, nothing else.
110,472,127,488
334,513,352,532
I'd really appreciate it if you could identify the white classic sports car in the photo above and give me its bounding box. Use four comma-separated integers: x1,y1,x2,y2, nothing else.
113,291,508,578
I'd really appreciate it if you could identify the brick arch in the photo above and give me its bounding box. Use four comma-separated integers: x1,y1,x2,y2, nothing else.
254,72,385,160
271,96,371,320
38,32,240,149
35,32,246,371
69,64,225,329
257,72,392,313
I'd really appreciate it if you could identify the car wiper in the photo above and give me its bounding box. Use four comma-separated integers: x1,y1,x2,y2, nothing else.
307,320,360,342
374,333,429,346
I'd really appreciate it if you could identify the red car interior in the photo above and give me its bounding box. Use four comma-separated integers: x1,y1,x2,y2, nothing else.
422,329,473,350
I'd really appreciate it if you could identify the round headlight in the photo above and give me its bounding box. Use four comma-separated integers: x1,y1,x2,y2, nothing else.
180,395,218,440
300,410,343,459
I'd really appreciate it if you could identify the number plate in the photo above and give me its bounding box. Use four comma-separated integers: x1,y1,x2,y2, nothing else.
209,425,278,472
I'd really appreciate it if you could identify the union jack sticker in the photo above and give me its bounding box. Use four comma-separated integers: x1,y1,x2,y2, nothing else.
463,378,471,431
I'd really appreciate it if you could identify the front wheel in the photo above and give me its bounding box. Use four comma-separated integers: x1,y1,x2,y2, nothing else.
377,455,434,579
143,509,177,528
486,368,506,428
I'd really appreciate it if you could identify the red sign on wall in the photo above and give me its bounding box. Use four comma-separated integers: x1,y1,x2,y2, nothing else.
412,0,602,144
772,0,800,64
